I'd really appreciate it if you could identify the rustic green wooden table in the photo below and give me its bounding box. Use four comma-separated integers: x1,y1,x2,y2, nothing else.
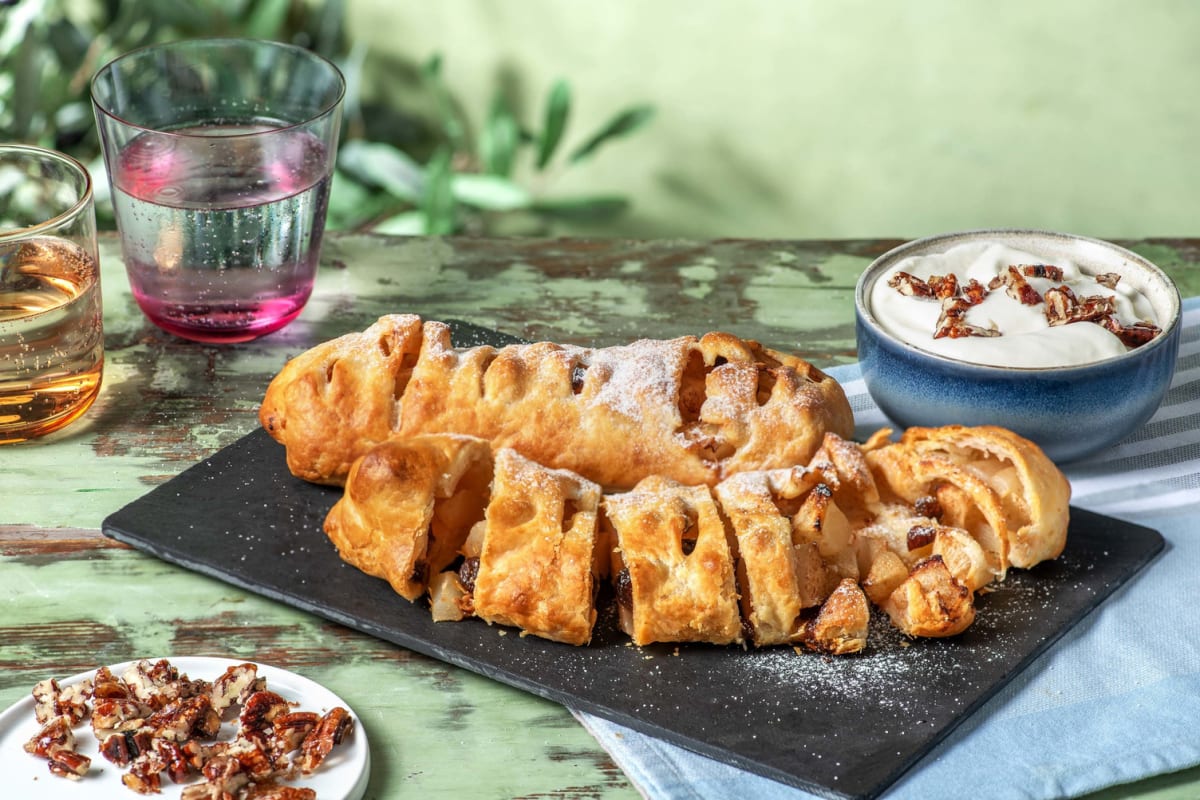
3,233,1199,799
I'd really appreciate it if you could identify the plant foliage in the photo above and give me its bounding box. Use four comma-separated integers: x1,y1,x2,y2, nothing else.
0,0,654,235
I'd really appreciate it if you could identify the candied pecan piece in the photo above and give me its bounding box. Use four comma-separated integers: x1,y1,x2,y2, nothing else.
926,273,959,299
154,737,194,784
24,714,75,758
960,278,989,305
226,736,278,779
123,750,166,794
239,690,292,747
92,697,146,732
888,271,935,297
147,694,217,742
93,666,133,700
990,265,1042,305
241,782,317,800
46,746,91,780
1100,317,1162,348
32,678,92,725
272,711,320,757
1019,263,1064,281
211,663,262,715
1044,286,1116,326
1095,272,1121,289
297,706,353,772
99,729,153,767
934,296,1000,339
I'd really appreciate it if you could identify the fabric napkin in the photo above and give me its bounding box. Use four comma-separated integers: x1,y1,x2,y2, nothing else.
572,296,1200,800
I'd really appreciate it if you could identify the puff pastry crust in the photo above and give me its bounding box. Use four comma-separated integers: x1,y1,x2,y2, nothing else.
260,314,854,489
715,466,853,646
324,434,493,601
605,477,742,646
472,448,603,646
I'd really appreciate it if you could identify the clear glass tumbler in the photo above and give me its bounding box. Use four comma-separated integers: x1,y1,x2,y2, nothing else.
90,38,345,343
0,145,103,444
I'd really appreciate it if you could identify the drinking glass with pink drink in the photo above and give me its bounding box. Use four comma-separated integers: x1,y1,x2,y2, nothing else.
91,39,344,343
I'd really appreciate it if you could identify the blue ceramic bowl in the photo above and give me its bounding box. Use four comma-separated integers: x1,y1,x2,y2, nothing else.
855,229,1181,463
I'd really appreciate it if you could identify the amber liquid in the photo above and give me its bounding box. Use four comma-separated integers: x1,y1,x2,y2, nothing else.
0,236,103,442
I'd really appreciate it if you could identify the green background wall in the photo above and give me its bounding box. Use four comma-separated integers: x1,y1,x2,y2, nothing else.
346,0,1200,240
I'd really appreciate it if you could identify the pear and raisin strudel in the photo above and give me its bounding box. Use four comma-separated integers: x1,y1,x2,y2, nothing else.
326,434,603,646
259,315,853,490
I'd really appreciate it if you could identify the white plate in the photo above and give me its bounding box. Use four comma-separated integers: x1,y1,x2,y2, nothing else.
0,656,370,799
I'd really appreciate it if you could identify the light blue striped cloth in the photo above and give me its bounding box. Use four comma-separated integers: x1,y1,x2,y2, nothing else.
574,296,1200,800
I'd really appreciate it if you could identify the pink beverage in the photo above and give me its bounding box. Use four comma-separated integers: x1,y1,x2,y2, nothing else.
0,237,103,442
111,123,332,343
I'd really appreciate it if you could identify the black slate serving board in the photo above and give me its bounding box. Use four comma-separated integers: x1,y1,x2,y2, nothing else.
102,321,1165,800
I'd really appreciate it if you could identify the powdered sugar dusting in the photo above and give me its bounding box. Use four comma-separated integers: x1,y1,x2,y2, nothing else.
584,338,687,421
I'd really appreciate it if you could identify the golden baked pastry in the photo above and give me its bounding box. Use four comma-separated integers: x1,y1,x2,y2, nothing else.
799,578,871,654
327,435,602,645
259,314,854,489
471,448,603,646
880,555,976,638
892,425,1071,569
714,464,856,646
605,477,742,646
324,434,493,601
261,314,426,486
863,424,1071,576
270,305,1071,654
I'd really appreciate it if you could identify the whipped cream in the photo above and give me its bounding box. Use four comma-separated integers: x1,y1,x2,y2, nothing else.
868,241,1160,368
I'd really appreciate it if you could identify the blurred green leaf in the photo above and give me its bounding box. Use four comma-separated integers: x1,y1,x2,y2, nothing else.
337,140,425,201
536,79,570,170
311,0,347,58
326,169,398,231
372,211,427,236
0,1,653,238
531,195,630,221
421,147,457,235
480,93,519,177
421,52,443,80
451,173,530,211
11,26,43,141
45,17,90,67
0,0,43,54
570,104,655,163
243,0,290,40
420,51,465,149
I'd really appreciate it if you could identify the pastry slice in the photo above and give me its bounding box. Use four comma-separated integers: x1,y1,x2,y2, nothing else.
605,477,742,646
855,503,993,602
867,436,1012,579
715,467,855,646
323,434,493,601
470,448,603,646
892,425,1071,568
260,314,426,485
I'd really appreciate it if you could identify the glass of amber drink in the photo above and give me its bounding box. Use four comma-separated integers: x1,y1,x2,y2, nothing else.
0,145,103,443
